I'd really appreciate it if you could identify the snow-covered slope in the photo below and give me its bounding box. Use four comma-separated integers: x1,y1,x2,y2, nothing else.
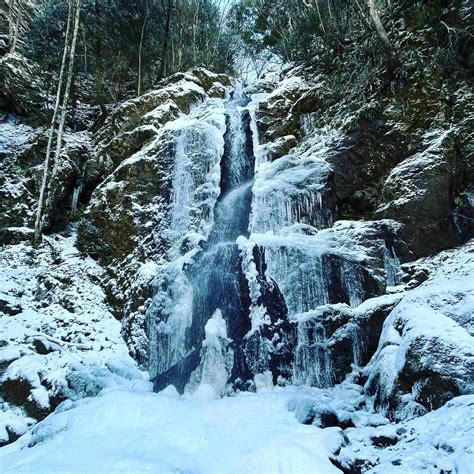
0,229,148,446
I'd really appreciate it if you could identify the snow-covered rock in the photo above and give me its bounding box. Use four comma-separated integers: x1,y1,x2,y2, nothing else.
365,240,474,420
0,53,45,114
377,128,471,256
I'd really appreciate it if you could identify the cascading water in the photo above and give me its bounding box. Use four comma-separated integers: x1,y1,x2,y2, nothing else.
152,88,265,394
146,85,406,396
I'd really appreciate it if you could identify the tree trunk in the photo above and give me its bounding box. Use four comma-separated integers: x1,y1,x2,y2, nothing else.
33,0,73,245
94,0,102,97
34,0,81,243
137,14,147,96
8,0,21,52
158,0,172,80
364,0,400,73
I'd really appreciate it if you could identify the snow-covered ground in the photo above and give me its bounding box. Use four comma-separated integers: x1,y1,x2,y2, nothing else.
0,387,342,473
0,382,472,473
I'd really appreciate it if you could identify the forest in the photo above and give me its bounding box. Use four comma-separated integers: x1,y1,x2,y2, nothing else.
0,1,473,473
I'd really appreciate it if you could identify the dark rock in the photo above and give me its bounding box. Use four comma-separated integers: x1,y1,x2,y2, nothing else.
400,262,430,289
1,377,32,406
330,455,376,474
413,375,461,411
326,118,411,220
377,129,472,256
0,427,22,448
153,349,200,393
0,298,22,316
370,434,398,447
313,405,340,428
0,227,34,246
32,339,56,355
0,53,45,115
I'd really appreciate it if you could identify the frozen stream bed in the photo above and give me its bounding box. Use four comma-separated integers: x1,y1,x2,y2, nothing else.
0,384,472,473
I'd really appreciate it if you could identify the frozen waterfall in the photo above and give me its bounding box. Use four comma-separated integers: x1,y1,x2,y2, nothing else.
145,86,405,395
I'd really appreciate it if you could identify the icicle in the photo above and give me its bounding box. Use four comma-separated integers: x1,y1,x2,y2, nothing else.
382,244,402,287
293,318,333,388
71,178,83,213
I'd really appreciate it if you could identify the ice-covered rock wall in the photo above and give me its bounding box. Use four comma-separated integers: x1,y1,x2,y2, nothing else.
142,80,412,396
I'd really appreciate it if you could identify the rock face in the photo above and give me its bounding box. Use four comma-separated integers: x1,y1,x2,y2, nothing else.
0,53,45,115
73,63,472,411
0,117,93,234
377,129,470,256
77,68,232,321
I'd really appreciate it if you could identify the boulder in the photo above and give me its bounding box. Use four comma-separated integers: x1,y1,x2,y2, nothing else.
370,433,398,448
365,241,474,421
0,298,22,316
288,397,341,428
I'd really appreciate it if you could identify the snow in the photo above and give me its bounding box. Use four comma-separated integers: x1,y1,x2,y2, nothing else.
365,240,474,418
203,309,228,348
0,230,148,440
340,395,474,473
1,380,472,473
0,115,33,155
0,387,342,474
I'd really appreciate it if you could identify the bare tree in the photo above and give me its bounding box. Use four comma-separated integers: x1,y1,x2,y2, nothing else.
34,0,82,245
137,9,148,96
158,0,173,80
363,0,400,73
6,0,30,52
